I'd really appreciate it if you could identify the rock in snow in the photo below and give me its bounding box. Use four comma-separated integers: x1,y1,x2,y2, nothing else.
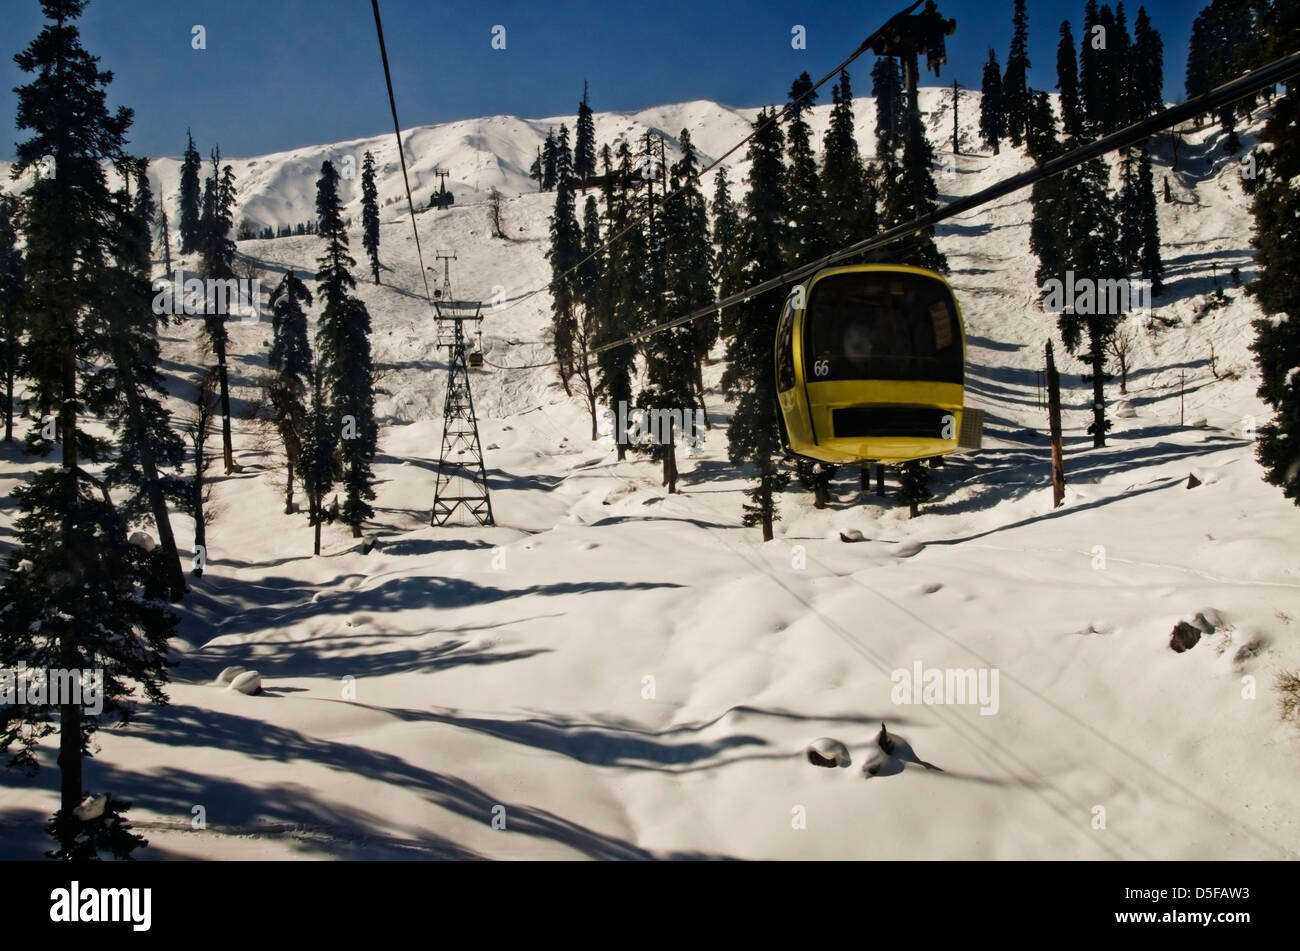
805,737,852,768
73,794,107,822
215,666,246,685
128,531,157,552
1170,621,1202,653
228,671,263,695
862,723,942,777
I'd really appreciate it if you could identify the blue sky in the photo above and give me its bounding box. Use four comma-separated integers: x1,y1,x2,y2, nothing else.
2,0,1205,161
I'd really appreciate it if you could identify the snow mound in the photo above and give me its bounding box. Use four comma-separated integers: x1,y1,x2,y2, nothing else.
805,737,851,768
228,671,263,695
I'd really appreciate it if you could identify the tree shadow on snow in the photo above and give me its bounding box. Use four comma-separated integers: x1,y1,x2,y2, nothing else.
92,705,736,859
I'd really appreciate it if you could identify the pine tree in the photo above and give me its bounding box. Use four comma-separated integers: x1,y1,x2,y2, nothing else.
723,109,789,540
3,0,175,859
1080,0,1105,134
360,151,380,284
1137,142,1163,294
547,131,582,395
1117,149,1143,273
1246,3,1300,503
132,161,155,261
314,160,376,538
574,81,597,187
644,128,712,492
1056,21,1084,137
267,270,314,514
667,131,717,425
596,144,637,460
101,162,189,603
156,206,172,275
1025,90,1060,164
822,70,874,254
1132,6,1165,121
178,129,201,254
0,197,22,443
529,147,544,191
784,72,826,265
882,73,946,273
979,49,1005,154
1003,0,1031,147
197,146,237,474
1028,98,1067,291
1055,155,1125,448
573,194,603,439
1186,0,1259,148
711,169,741,296
872,57,905,161
541,128,558,191
1111,3,1135,128
1094,5,1120,133
300,370,336,555
895,460,934,517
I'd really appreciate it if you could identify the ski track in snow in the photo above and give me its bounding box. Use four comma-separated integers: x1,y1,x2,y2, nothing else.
1,91,1299,860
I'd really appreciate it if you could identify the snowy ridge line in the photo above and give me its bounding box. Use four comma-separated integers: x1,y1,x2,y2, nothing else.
370,0,434,304
682,477,1295,859
481,0,926,329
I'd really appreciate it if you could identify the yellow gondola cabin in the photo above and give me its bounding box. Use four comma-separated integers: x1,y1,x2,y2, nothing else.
775,264,982,465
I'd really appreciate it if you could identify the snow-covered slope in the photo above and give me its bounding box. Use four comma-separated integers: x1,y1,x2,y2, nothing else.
1,90,1297,860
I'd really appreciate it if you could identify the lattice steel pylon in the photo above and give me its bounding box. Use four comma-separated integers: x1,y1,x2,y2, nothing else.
431,299,494,527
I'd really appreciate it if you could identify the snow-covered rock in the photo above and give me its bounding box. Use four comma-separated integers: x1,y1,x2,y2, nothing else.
73,794,107,822
128,531,157,551
228,671,262,695
805,737,851,768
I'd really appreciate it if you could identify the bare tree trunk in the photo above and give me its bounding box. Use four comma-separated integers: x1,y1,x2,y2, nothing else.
58,338,82,849
309,493,321,556
1046,342,1066,509
216,342,234,473
192,468,206,577
694,361,710,429
663,428,678,494
117,357,187,601
1091,332,1107,449
285,458,294,515
3,356,12,441
759,474,774,542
